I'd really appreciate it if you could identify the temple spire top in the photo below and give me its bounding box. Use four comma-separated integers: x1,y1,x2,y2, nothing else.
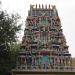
49,4,50,8
42,4,44,8
36,4,37,8
39,4,40,8
45,4,47,9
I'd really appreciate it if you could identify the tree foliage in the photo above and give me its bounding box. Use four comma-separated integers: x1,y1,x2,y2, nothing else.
0,11,21,44
0,9,22,75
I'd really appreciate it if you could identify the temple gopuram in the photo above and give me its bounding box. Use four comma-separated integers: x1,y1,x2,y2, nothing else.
12,4,75,75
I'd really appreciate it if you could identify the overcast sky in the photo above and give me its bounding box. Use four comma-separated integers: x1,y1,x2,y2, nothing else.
0,0,75,57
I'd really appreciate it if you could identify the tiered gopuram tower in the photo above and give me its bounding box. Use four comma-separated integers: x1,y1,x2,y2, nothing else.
13,5,74,74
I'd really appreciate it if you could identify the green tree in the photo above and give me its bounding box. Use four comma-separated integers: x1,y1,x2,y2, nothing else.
0,9,22,75
9,43,21,71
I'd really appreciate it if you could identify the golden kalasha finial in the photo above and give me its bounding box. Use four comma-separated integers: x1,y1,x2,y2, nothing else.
42,4,44,8
45,4,47,9
36,4,37,8
49,4,50,8
39,4,40,8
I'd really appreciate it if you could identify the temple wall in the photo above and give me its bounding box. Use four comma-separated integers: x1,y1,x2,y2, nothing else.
12,72,75,75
